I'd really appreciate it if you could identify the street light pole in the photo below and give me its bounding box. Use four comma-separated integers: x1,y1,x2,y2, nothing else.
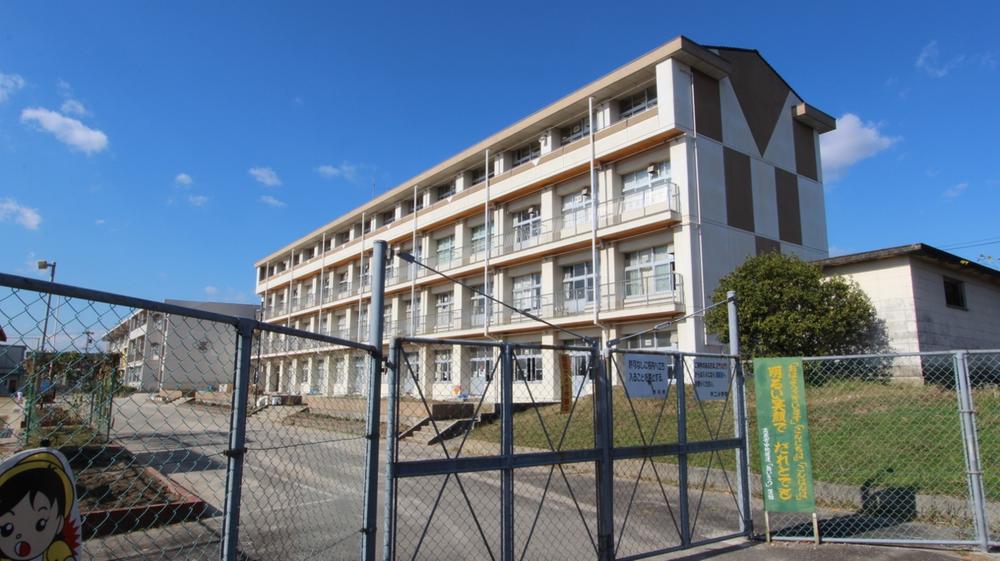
37,260,56,353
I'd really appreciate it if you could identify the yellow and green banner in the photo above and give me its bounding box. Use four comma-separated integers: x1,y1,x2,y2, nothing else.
753,357,815,513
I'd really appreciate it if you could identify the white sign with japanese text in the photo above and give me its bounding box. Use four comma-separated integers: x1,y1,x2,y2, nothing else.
623,353,670,398
693,358,730,401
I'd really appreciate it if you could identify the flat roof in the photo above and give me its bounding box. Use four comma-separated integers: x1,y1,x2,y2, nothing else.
815,243,1000,284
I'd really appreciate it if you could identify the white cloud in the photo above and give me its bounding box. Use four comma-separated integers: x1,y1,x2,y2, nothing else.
95,218,106,225
174,172,193,186
60,99,88,116
820,113,900,181
20,107,109,155
0,198,42,230
915,40,965,78
315,161,359,182
204,285,219,296
259,195,286,207
943,182,968,199
0,71,25,102
249,166,281,187
187,194,209,207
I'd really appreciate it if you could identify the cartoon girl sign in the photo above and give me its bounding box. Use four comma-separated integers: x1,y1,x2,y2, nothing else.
0,449,81,561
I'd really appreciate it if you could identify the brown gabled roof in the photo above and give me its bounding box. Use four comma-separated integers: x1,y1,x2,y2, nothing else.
815,243,1000,284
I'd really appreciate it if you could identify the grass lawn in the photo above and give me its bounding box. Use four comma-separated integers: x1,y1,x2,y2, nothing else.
470,380,1000,500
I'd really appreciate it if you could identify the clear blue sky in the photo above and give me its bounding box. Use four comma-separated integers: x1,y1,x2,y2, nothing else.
1,1,998,303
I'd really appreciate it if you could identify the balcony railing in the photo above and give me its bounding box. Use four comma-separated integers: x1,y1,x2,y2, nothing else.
601,272,683,310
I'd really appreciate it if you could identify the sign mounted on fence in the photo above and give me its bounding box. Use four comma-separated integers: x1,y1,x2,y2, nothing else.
623,353,670,398
753,357,816,513
693,358,730,401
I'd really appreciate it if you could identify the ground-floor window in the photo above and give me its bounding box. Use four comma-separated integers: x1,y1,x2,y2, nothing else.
434,349,452,382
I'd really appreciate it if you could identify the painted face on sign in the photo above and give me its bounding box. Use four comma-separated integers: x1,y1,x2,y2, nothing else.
0,486,64,560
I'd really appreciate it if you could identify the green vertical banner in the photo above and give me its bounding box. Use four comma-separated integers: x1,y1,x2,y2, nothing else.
753,357,816,513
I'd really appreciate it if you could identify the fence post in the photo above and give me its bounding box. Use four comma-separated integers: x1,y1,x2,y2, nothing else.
955,351,990,551
500,343,515,561
220,321,254,561
675,352,690,547
727,290,754,537
592,345,614,560
361,239,388,561
383,339,400,561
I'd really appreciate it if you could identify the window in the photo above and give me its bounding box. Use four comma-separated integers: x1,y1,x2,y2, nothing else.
360,260,371,289
623,330,674,351
470,347,494,382
618,85,657,119
363,219,372,234
435,235,455,266
562,262,594,313
560,116,590,145
624,246,675,297
435,292,453,329
515,349,543,382
434,350,452,382
470,280,493,326
513,273,542,314
470,223,493,256
561,188,592,229
337,271,351,296
621,161,671,210
471,166,494,185
149,342,161,360
403,296,421,328
336,231,350,245
435,183,456,201
512,206,541,245
563,339,592,381
944,277,967,309
512,143,541,167
415,192,426,211
381,210,396,226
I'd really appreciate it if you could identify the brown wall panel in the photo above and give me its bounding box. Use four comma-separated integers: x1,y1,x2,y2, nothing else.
793,120,818,180
724,147,755,232
693,69,723,142
775,167,802,245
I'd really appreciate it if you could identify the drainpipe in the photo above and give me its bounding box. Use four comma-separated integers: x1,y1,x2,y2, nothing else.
357,211,367,342
484,148,492,338
686,69,709,347
410,185,419,336
589,97,600,329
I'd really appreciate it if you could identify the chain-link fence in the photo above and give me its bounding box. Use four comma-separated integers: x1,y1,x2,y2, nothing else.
0,272,380,561
751,351,1000,550
384,337,751,561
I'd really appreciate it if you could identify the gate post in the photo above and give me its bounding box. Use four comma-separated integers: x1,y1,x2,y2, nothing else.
955,351,990,551
361,240,388,561
727,290,754,536
383,339,400,561
592,345,615,560
500,343,515,561
221,321,254,561
675,352,690,547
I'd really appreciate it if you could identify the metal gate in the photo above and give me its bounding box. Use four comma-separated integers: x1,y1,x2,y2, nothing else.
383,337,751,561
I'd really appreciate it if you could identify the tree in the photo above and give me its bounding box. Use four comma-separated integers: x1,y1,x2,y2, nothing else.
704,252,889,360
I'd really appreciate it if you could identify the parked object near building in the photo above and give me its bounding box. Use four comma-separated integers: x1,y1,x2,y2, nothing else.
103,300,258,392
817,243,1000,354
254,36,836,401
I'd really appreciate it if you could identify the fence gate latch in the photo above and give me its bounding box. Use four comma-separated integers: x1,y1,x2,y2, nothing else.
223,447,246,459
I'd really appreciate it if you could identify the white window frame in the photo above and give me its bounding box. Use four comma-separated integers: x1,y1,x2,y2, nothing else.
436,183,456,201
435,235,455,266
621,161,671,211
469,347,494,382
512,273,542,314
511,143,541,167
619,85,658,119
435,292,453,329
512,207,541,246
560,116,590,145
515,349,543,382
624,246,675,298
470,281,493,326
562,262,594,313
561,189,592,229
470,223,493,255
434,350,452,382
